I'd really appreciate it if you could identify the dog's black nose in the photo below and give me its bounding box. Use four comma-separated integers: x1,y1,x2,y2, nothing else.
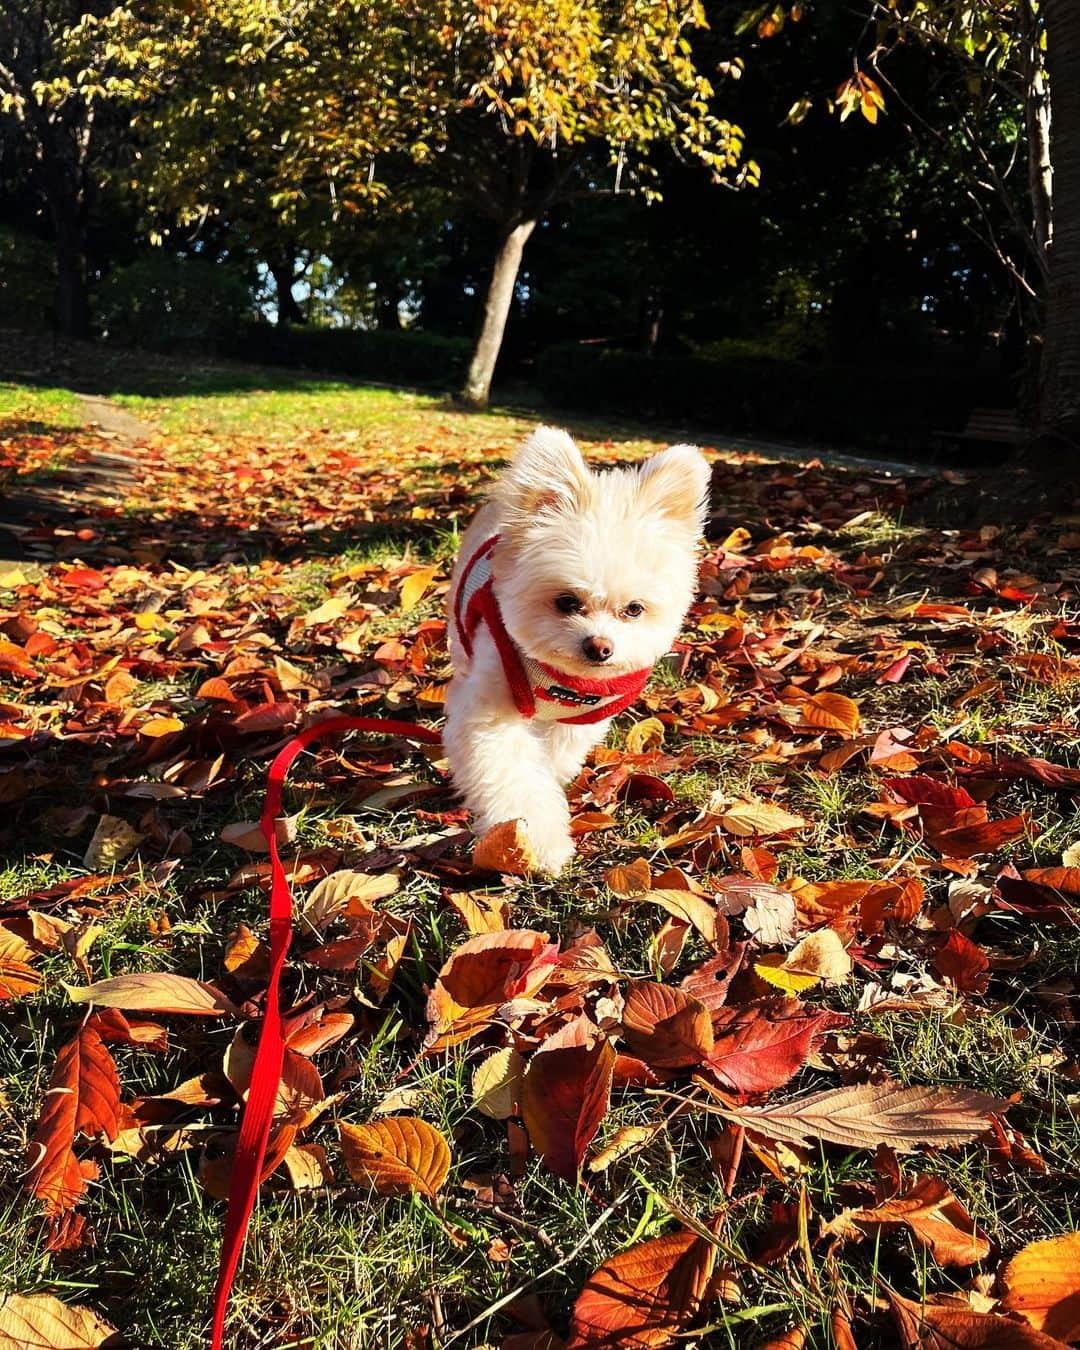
582,636,614,663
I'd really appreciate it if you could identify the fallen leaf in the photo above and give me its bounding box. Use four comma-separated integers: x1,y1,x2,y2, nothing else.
0,1291,118,1349
65,973,238,1016
567,1225,717,1349
472,1046,525,1120
338,1117,451,1198
705,1002,843,1095
890,1292,1070,1349
721,1082,1006,1152
474,820,540,876
822,1174,990,1266
999,1231,1080,1342
82,814,143,869
520,1016,615,1182
718,799,807,838
25,1027,120,1215
621,982,714,1068
644,889,719,948
399,564,440,612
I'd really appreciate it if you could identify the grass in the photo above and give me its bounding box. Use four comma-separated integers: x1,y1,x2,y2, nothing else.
1,356,1079,1348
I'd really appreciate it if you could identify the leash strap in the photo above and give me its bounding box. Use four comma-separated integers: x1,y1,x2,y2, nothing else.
209,715,441,1349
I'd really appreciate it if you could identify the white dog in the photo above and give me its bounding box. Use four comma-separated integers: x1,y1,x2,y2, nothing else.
444,426,710,873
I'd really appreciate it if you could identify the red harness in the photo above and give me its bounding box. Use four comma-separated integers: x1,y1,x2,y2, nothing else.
451,535,651,725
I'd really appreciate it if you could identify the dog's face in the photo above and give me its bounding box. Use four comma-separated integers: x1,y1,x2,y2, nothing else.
491,429,710,680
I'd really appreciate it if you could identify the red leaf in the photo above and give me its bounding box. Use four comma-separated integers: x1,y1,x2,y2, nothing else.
884,777,976,811
934,930,989,994
704,1000,845,1095
520,1017,615,1182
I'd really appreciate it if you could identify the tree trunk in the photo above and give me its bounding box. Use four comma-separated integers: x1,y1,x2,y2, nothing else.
271,258,305,326
52,210,90,339
1038,0,1080,456
461,219,536,408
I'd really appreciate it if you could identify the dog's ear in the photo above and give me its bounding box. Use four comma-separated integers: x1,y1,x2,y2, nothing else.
496,426,593,518
635,445,711,533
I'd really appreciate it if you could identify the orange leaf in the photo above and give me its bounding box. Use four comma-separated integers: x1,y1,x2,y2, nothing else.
823,1175,990,1266
521,1016,615,1182
426,929,557,1047
25,1027,120,1215
782,687,861,737
338,1117,450,1198
474,820,540,875
622,982,714,1068
1000,1231,1080,1342
138,715,184,737
567,1225,717,1349
605,858,652,897
890,1293,1070,1349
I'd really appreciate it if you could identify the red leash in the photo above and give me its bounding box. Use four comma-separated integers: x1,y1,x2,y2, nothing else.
209,715,441,1349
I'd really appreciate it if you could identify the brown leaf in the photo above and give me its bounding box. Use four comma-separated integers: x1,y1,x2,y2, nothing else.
567,1226,717,1349
622,982,714,1069
338,1117,451,1198
717,799,807,838
65,972,237,1016
644,890,719,948
890,1292,1071,1349
678,946,746,1014
25,1027,120,1216
0,1291,118,1349
722,1082,1006,1152
521,1017,615,1182
605,858,652,897
999,1231,1080,1342
474,820,540,876
822,1175,990,1266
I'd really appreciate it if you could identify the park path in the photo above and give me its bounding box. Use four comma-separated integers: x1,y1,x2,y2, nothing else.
0,393,152,567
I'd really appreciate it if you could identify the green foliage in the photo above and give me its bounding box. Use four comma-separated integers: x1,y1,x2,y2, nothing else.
226,322,471,388
95,255,253,350
536,343,1006,451
0,228,55,330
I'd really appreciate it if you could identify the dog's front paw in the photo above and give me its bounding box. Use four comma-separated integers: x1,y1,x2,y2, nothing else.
522,820,575,875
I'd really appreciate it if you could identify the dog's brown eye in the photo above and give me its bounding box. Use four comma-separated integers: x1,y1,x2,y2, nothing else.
623,601,645,618
555,594,583,614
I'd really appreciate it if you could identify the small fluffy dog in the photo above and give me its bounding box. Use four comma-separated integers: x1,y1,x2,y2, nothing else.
445,426,710,873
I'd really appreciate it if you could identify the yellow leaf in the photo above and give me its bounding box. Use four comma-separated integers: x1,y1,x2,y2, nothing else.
399,564,439,612
625,717,665,755
0,1292,117,1349
472,1046,524,1119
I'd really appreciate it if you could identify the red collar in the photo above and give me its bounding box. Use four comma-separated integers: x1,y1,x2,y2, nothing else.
452,535,651,724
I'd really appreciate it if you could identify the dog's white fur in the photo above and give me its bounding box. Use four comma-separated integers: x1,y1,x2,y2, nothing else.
444,426,710,873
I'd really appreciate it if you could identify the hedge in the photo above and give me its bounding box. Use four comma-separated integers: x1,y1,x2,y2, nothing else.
536,344,1013,453
227,322,471,388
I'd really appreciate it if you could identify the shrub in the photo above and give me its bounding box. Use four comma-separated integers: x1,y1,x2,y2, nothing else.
536,344,1009,453
96,254,254,350
0,229,56,331
227,321,470,388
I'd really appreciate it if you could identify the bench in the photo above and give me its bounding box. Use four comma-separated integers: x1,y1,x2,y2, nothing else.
938,406,1027,450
